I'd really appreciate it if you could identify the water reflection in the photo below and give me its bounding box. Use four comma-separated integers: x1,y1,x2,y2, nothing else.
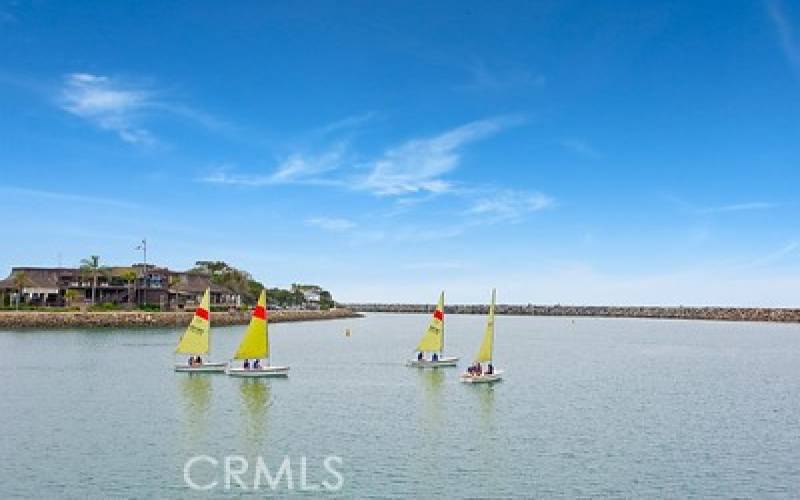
238,379,271,451
179,374,212,445
415,368,446,439
475,384,497,432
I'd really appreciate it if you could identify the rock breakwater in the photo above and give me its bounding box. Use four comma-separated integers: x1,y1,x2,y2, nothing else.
0,308,361,329
344,304,800,323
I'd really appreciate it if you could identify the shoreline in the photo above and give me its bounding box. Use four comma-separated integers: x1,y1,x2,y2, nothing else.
345,304,800,323
0,308,362,329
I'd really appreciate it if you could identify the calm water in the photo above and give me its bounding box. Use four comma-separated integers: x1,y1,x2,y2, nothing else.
1,313,799,498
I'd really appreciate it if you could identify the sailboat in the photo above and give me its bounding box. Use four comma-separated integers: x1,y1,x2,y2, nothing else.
174,288,228,373
460,289,503,383
407,291,459,368
226,289,289,378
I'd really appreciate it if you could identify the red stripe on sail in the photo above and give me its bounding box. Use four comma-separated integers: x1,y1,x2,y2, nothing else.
433,309,444,321
253,305,267,320
195,307,209,321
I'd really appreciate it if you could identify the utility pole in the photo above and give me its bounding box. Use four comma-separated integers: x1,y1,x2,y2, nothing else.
135,238,147,306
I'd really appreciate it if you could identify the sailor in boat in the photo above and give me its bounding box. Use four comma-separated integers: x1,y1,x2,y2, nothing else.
188,356,194,367
243,359,250,370
417,352,423,361
253,359,261,370
486,363,494,375
432,353,438,362
195,356,202,365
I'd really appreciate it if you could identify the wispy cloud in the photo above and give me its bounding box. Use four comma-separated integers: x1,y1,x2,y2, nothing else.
305,217,357,232
458,60,545,91
59,72,227,145
749,240,800,267
697,202,777,214
359,115,524,196
200,146,347,187
767,0,800,75
201,115,525,197
403,260,466,270
312,111,378,136
561,138,601,159
467,189,555,221
60,73,155,144
0,186,139,208
666,195,779,215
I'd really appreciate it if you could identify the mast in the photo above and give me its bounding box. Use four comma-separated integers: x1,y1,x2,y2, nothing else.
265,292,269,366
441,292,445,357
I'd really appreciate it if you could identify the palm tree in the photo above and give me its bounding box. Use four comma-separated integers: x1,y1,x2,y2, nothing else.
121,270,137,306
80,255,102,305
12,271,30,310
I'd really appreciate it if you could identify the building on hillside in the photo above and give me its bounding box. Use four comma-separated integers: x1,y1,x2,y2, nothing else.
0,265,241,309
290,284,324,309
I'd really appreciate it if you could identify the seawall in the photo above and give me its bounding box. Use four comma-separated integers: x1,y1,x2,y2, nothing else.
0,308,362,329
344,304,800,323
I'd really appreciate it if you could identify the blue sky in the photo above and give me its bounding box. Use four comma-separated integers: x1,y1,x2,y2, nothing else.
1,0,799,305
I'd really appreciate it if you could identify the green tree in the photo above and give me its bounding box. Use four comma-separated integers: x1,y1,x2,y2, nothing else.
320,290,334,310
80,255,104,305
64,289,81,307
121,270,137,306
12,271,30,310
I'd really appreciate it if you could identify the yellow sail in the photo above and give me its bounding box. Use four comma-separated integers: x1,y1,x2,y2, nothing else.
233,289,269,359
416,291,445,352
176,288,211,354
474,289,495,363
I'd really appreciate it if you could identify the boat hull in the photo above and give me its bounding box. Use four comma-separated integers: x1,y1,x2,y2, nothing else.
406,356,459,368
226,366,290,378
460,370,504,383
174,362,227,373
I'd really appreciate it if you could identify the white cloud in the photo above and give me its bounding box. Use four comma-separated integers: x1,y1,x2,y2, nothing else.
468,189,555,221
59,72,226,145
305,217,357,232
60,73,155,144
359,116,523,195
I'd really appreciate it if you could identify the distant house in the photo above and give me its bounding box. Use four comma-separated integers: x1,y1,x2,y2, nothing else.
168,270,241,309
290,284,324,310
0,264,241,309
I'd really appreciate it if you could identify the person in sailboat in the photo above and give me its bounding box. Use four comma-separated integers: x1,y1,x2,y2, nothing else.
243,359,250,370
417,352,423,361
195,355,202,365
253,359,261,370
487,363,494,375
432,353,438,362
188,356,194,367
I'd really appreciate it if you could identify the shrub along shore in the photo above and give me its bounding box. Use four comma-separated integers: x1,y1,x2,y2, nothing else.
0,308,361,329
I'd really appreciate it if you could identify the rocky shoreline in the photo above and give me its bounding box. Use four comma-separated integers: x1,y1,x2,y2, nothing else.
345,304,800,323
0,308,362,329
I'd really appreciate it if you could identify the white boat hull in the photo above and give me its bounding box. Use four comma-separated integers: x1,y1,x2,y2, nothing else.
460,370,504,383
406,356,459,368
174,362,228,373
226,366,290,378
